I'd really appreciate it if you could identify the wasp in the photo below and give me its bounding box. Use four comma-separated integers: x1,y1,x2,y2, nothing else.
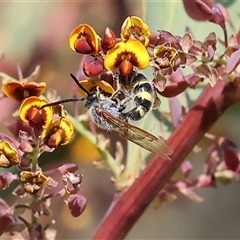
42,74,172,159
112,72,158,122
70,74,172,159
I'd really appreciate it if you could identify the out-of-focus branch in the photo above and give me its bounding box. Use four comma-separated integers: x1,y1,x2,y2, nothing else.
93,80,240,240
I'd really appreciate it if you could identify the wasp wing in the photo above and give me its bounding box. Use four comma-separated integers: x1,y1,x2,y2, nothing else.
101,110,173,160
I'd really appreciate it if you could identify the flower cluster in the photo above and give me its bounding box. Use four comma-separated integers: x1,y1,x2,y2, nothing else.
67,15,228,191
0,6,238,238
69,16,150,76
2,81,74,149
0,67,86,239
69,16,200,95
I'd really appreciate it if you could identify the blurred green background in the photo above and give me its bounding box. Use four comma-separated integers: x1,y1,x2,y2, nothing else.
0,1,240,239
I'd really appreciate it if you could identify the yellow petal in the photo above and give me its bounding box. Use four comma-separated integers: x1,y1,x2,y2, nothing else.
0,137,19,167
69,24,99,53
125,39,149,69
58,117,74,145
104,41,126,71
19,96,53,128
121,16,132,40
42,117,74,148
121,16,150,46
20,171,50,185
77,79,115,96
104,39,149,71
129,16,151,36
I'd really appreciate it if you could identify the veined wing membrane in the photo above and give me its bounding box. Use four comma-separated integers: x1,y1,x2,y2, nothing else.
101,110,173,160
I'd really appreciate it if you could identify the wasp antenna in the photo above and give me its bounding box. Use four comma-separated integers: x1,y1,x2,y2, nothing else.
70,73,90,95
41,98,84,109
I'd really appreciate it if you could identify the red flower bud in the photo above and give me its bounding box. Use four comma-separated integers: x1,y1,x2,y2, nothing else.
83,58,104,77
68,194,87,217
101,27,116,50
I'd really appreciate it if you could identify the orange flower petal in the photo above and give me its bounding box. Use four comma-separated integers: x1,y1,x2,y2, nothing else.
22,81,46,98
19,96,53,129
2,80,46,102
2,80,22,101
119,59,133,76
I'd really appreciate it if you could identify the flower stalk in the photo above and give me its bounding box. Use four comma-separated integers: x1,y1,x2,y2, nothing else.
67,115,121,178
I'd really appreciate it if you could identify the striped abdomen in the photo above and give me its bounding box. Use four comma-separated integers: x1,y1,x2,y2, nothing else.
126,77,154,121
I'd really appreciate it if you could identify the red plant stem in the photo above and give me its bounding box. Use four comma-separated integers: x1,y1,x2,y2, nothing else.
93,80,240,240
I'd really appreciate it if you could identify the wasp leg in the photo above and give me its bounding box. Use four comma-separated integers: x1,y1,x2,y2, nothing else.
110,89,124,101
